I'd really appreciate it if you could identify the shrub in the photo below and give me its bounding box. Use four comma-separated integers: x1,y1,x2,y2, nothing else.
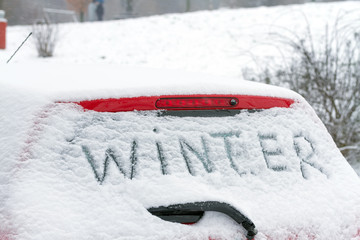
32,19,58,58
247,17,360,164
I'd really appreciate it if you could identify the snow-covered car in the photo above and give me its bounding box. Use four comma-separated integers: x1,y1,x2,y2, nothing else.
0,64,359,240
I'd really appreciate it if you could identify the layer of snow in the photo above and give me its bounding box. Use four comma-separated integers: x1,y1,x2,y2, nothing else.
2,99,360,240
0,2,359,77
1,65,360,239
0,63,302,102
1,2,360,240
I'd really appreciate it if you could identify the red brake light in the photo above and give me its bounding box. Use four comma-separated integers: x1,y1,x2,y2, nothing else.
72,95,294,112
155,97,238,109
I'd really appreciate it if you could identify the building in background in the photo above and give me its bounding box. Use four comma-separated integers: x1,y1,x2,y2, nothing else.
0,0,67,25
0,0,349,25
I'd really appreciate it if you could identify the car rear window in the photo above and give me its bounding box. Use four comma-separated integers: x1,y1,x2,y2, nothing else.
44,103,333,184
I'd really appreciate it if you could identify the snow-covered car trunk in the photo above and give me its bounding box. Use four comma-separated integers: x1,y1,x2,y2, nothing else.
0,65,359,240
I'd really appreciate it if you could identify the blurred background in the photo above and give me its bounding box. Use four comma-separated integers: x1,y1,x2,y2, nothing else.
0,0,351,25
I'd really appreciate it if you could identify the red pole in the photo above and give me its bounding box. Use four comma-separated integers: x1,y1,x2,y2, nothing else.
0,11,6,49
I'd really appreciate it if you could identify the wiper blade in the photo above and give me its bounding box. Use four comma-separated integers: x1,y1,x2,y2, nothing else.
148,201,257,240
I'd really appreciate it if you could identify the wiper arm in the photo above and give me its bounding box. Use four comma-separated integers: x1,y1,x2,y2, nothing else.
148,201,258,240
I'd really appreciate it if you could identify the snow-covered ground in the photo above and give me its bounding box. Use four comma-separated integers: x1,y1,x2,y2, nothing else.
1,1,359,75
2,1,359,174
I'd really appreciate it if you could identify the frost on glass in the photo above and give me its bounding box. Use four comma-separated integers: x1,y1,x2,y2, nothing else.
41,106,332,185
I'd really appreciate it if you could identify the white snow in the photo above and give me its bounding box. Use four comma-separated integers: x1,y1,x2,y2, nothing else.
0,1,359,77
1,1,360,240
1,95,359,240
0,63,302,102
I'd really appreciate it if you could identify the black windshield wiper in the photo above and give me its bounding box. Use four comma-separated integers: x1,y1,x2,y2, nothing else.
148,201,257,240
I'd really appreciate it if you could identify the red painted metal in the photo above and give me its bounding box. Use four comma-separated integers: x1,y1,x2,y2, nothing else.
0,21,6,49
0,229,13,240
181,222,196,225
75,95,295,112
355,228,360,238
266,233,316,240
208,236,251,240
19,104,57,162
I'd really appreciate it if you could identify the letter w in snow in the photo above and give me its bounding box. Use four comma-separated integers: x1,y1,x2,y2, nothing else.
82,142,137,184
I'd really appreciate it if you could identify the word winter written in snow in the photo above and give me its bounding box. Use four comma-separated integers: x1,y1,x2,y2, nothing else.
80,131,328,184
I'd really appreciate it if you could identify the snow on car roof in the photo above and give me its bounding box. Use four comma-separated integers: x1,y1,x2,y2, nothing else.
1,63,302,102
